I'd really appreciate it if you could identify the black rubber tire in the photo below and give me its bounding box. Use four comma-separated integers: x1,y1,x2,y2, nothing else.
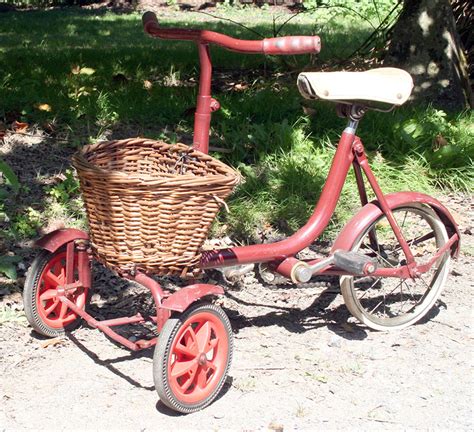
154,302,233,413
23,248,89,337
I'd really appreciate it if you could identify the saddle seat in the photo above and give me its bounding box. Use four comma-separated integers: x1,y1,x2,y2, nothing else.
297,68,414,107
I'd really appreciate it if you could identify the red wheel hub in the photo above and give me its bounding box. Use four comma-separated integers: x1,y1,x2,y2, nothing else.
37,251,88,329
168,312,229,404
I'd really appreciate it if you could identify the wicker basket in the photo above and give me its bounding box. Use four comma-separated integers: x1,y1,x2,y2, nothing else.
72,138,239,277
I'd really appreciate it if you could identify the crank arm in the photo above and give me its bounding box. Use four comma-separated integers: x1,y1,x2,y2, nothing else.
291,250,378,283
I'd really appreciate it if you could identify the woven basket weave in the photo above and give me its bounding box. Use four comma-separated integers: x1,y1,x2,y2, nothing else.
72,138,239,277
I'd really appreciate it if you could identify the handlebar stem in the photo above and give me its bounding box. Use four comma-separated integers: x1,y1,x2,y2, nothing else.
194,43,213,153
143,12,321,154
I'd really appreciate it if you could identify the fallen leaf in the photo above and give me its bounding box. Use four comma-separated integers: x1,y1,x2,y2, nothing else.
234,83,248,91
12,121,28,133
41,337,65,349
143,80,153,90
79,67,95,76
0,122,6,141
433,134,448,150
35,103,52,112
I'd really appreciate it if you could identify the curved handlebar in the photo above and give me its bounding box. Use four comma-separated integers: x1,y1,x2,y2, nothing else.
142,12,321,56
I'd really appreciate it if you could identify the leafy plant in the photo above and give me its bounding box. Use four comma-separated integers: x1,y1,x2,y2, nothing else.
0,255,21,280
0,159,21,279
12,207,42,238
0,159,20,197
47,169,80,204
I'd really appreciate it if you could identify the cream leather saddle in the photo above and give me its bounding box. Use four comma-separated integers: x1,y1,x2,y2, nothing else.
297,68,413,107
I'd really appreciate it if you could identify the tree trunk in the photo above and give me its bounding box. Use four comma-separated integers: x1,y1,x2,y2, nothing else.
384,0,472,111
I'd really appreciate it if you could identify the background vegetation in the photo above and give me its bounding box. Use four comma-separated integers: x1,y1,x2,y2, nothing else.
0,1,472,281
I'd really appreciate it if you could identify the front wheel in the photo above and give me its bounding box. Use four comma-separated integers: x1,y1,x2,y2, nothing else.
153,302,233,413
23,247,90,337
340,203,451,331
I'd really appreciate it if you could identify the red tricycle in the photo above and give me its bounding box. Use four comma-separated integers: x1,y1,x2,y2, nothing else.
23,12,460,414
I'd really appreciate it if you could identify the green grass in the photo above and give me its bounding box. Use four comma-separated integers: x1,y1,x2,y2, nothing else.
0,6,472,244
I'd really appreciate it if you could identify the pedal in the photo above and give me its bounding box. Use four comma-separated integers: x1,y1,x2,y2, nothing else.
333,250,377,275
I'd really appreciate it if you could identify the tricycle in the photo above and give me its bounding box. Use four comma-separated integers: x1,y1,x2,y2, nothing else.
23,12,460,414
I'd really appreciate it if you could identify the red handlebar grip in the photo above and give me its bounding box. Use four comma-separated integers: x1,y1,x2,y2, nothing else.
142,11,159,33
263,36,321,55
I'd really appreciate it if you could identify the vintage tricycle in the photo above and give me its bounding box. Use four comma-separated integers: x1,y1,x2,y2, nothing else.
23,12,460,413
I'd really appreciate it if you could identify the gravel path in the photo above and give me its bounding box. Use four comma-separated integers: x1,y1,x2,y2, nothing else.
1,194,472,431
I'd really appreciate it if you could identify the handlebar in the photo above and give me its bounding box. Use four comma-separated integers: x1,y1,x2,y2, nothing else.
142,12,321,56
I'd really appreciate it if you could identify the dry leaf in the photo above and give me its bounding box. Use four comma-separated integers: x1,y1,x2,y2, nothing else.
35,103,52,112
433,134,448,150
12,120,28,133
234,83,248,91
143,80,153,90
79,67,95,76
0,122,6,142
41,337,65,349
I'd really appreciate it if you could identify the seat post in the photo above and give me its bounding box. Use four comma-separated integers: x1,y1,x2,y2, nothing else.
345,118,359,135
338,103,366,135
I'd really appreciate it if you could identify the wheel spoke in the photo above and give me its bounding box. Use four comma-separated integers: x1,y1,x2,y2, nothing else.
357,277,381,300
402,280,416,300
401,211,408,230
365,244,397,269
39,289,57,301
390,232,435,255
368,280,403,315
418,274,433,292
43,299,59,317
171,359,197,379
195,321,211,352
43,271,62,287
174,340,199,358
208,337,218,351
196,366,209,389
58,302,69,320
179,367,198,393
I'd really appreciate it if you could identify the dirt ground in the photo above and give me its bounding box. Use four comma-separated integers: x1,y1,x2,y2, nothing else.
1,193,473,431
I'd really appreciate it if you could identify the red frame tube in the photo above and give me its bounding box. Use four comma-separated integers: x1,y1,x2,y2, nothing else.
194,43,213,153
201,130,357,267
352,139,416,265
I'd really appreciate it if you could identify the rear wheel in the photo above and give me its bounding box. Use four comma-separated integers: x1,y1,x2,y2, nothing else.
340,204,451,331
154,302,233,413
23,247,90,337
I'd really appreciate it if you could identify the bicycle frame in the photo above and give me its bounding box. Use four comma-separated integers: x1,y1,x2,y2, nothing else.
200,120,458,281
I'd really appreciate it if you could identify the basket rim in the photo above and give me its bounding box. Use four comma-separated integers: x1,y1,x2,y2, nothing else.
72,138,240,186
